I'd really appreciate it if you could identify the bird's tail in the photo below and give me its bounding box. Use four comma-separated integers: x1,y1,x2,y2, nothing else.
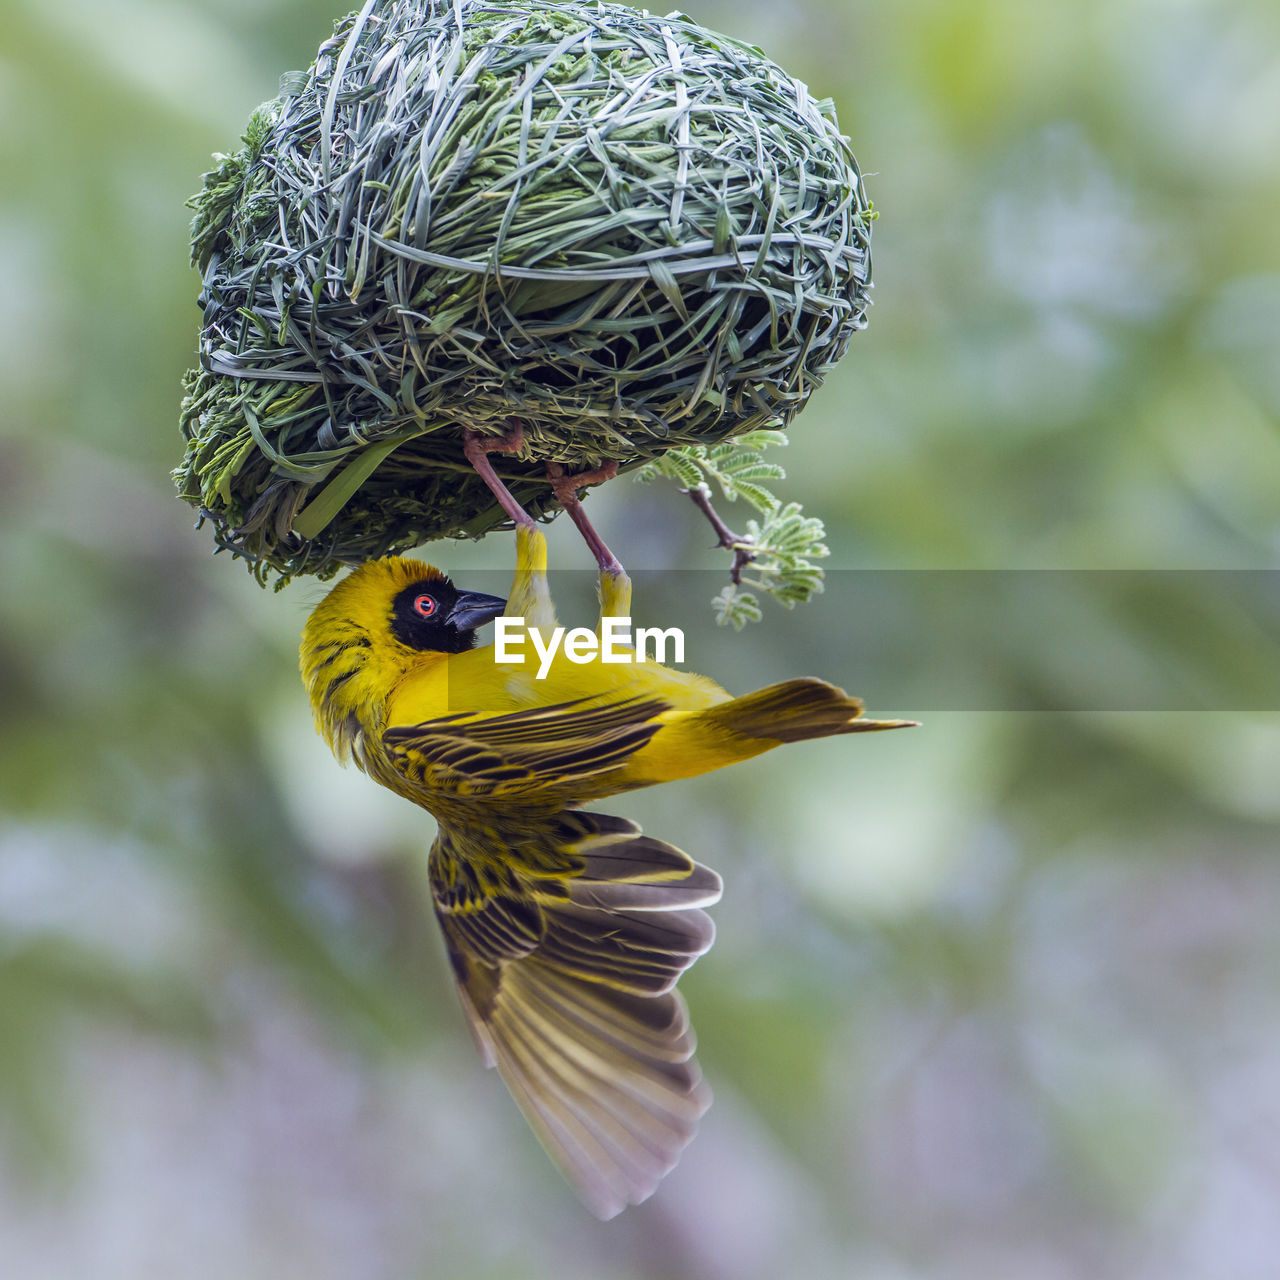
695,676,917,744
430,809,722,1220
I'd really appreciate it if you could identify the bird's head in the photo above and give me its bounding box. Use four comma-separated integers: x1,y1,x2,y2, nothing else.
307,557,507,656
300,557,506,758
381,562,508,656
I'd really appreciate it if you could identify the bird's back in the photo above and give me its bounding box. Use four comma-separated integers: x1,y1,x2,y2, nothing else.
385,640,729,729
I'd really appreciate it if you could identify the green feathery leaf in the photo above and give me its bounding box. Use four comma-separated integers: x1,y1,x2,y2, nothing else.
635,435,829,624
712,585,764,630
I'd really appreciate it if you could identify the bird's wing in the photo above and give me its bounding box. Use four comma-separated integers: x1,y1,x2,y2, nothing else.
384,695,671,798
429,810,722,1219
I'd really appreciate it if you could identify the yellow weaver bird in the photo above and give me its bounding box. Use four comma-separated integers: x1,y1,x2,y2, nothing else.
300,436,913,1216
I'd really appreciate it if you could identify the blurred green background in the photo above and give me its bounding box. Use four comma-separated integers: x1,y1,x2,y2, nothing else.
3,0,1280,1276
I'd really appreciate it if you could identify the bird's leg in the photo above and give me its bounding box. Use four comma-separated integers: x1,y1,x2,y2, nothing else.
463,423,537,531
546,460,623,575
463,425,555,630
596,560,632,624
546,461,632,623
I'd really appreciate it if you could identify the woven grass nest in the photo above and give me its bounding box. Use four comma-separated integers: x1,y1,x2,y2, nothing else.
177,0,874,583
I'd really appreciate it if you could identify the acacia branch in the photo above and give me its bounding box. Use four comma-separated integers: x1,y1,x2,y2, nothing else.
682,482,755,585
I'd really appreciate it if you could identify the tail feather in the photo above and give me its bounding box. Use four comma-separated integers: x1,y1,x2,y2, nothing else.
432,811,721,1219
698,676,917,744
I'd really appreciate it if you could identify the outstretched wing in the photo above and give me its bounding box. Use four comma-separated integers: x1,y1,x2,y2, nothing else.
384,695,671,799
429,810,722,1219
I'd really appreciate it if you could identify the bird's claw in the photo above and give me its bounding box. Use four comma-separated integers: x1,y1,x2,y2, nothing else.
463,421,526,464
546,460,619,507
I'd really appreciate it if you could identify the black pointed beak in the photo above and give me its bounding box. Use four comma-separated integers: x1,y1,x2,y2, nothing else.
447,590,507,631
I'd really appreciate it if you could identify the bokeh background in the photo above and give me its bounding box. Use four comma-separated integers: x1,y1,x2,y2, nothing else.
3,0,1280,1276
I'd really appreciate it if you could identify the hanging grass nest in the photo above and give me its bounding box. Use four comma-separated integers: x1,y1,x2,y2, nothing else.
177,0,874,584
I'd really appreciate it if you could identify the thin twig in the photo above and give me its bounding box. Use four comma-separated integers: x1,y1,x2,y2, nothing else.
682,482,755,584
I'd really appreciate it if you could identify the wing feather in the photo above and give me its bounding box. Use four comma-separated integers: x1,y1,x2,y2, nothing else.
385,697,671,797
482,964,709,1217
429,810,721,1218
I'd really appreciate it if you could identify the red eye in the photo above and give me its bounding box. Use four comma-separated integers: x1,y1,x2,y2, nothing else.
413,594,438,619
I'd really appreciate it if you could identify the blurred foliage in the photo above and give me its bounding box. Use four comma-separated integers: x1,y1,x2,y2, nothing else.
1,0,1279,1277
